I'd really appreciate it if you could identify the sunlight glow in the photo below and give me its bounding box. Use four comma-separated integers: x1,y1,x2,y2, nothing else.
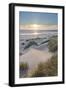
32,24,39,30
33,24,38,27
33,32,38,35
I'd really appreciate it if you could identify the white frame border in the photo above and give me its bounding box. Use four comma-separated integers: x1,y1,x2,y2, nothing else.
15,6,63,84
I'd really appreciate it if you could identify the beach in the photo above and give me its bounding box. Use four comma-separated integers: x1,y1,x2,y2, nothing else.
19,44,53,77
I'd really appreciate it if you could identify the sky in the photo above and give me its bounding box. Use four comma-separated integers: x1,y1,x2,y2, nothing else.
19,11,58,30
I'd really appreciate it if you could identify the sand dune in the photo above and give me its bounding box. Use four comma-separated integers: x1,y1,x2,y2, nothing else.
19,48,53,74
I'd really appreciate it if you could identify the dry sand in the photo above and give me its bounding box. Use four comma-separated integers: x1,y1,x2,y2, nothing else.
19,48,53,74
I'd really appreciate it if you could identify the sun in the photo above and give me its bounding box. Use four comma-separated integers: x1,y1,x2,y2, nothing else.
31,24,39,35
33,24,38,27
32,24,38,29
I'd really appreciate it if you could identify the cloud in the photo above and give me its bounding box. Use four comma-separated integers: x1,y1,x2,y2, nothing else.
19,24,58,30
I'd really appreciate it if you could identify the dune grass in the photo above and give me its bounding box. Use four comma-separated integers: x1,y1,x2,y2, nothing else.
31,54,58,77
20,62,29,78
48,36,58,52
20,62,29,70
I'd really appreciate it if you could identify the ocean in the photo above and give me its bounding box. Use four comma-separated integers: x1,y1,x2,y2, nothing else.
19,30,57,39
